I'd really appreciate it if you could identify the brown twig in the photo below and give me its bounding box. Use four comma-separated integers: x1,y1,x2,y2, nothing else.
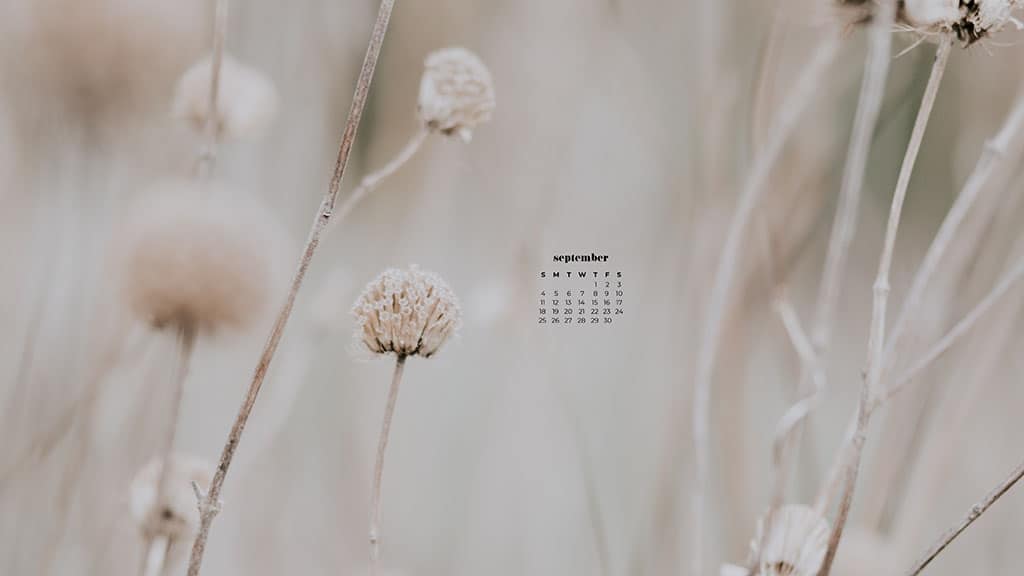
905,458,1024,575
819,31,950,576
184,2,398,574
369,354,406,573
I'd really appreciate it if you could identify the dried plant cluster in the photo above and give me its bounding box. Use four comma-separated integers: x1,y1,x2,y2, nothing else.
9,1,1024,576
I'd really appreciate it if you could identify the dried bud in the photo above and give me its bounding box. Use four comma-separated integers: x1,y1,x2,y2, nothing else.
130,453,213,540
417,47,496,143
173,53,278,140
117,179,285,332
351,265,461,358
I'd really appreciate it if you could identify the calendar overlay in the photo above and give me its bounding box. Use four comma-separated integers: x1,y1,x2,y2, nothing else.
538,253,624,326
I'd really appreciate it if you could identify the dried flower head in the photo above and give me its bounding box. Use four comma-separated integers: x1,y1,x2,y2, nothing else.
351,265,461,358
741,506,831,576
417,47,496,143
130,453,213,540
900,0,1021,44
173,53,278,140
117,179,284,332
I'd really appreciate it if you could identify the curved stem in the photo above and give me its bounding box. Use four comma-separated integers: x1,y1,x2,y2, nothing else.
370,354,407,572
906,458,1024,575
818,31,949,576
336,129,428,224
689,31,839,576
185,2,398,574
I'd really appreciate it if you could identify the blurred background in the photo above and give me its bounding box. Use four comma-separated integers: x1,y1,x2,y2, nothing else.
3,0,1024,574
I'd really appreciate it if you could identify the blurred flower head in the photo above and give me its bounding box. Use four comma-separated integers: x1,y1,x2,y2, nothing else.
731,506,831,576
901,0,1021,45
351,265,461,358
417,47,495,143
116,179,284,332
130,453,213,540
173,52,278,141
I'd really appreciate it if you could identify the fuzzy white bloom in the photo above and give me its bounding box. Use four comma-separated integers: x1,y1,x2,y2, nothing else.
173,53,278,141
902,0,1021,44
725,506,830,576
130,453,213,540
417,47,496,143
351,265,461,358
117,179,285,332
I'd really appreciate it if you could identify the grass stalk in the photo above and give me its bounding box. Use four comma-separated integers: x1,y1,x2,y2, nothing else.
195,0,230,179
184,2,398,574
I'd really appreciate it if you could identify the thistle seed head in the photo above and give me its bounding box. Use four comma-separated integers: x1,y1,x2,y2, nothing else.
417,47,496,143
351,265,461,358
173,52,278,141
129,453,213,540
117,179,284,332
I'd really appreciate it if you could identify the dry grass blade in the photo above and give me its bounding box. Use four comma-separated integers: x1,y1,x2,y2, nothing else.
689,29,839,575
184,2,398,574
196,0,230,179
905,458,1024,575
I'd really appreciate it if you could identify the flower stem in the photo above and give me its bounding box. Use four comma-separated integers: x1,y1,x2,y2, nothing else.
906,457,1024,575
336,128,428,225
153,324,196,508
818,31,950,576
184,2,397,574
370,354,407,572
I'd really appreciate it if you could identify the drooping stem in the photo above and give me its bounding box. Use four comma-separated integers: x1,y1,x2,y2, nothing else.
141,536,170,576
185,2,398,574
370,354,407,572
195,0,230,179
336,128,428,225
818,32,950,576
905,458,1024,575
688,31,838,576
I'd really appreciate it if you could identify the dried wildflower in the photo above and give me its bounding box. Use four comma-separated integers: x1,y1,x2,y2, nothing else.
417,47,496,143
130,454,213,540
352,266,461,358
741,506,831,576
173,53,278,141
117,179,284,332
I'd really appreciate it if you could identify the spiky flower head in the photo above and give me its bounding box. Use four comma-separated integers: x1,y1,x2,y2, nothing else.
900,0,1021,45
417,47,496,143
173,52,278,141
351,265,461,358
117,179,284,332
130,453,213,540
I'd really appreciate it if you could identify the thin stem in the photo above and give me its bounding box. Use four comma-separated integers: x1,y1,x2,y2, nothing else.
905,458,1024,575
141,536,170,576
881,82,1024,371
885,251,1024,401
338,128,428,225
818,31,949,576
196,0,230,179
689,32,839,576
153,324,196,511
185,2,397,574
370,354,407,572
768,1,897,511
